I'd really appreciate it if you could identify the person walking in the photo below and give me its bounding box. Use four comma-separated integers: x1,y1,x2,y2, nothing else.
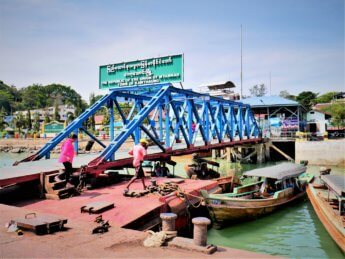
125,138,148,192
56,133,78,183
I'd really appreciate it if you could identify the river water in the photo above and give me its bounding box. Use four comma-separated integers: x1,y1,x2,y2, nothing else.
0,153,344,258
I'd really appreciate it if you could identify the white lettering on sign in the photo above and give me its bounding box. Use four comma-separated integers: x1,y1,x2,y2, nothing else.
101,55,182,87
106,56,173,74
102,72,180,87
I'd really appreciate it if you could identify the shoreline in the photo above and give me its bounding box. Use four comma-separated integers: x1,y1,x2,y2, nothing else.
0,138,121,154
0,138,344,167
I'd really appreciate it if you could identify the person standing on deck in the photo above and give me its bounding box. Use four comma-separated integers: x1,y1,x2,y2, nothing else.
56,134,77,183
125,138,148,192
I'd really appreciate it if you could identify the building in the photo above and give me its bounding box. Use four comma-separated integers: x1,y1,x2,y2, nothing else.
199,81,240,100
242,96,307,139
14,104,76,122
306,110,331,135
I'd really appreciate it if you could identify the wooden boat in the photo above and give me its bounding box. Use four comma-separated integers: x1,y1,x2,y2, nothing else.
200,163,314,228
307,175,345,253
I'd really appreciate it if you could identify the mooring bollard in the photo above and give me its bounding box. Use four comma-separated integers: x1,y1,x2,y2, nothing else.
192,217,211,246
160,213,177,231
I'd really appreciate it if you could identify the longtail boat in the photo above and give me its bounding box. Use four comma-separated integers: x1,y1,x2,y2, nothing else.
200,163,314,228
307,175,345,253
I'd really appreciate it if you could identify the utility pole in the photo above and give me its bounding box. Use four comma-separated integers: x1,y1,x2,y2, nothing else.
240,24,243,99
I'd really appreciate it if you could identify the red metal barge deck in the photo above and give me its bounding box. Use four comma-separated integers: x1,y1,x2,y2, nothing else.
12,177,220,231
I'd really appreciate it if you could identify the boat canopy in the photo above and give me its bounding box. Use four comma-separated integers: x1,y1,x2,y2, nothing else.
321,175,345,197
243,163,306,180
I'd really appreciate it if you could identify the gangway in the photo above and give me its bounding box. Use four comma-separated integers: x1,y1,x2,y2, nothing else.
3,83,261,186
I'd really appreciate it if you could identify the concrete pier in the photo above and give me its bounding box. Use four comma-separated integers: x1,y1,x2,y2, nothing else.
295,139,345,166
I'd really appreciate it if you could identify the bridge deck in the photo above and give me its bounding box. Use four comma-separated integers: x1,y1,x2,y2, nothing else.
0,154,98,187
0,138,261,187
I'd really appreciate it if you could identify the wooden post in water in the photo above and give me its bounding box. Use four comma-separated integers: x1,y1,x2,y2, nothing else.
226,147,232,162
256,144,265,164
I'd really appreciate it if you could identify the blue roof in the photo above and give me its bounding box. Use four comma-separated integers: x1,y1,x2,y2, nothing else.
241,96,299,107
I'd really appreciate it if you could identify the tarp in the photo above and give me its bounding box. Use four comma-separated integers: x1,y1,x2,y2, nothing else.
321,175,345,197
243,163,306,180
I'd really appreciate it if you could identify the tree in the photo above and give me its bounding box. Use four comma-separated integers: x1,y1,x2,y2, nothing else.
26,110,32,130
33,112,40,132
249,84,267,97
66,112,74,126
53,99,60,121
279,90,295,100
44,111,51,124
0,81,20,113
0,106,7,131
321,103,345,128
20,84,48,109
296,91,318,111
14,112,26,133
101,107,110,126
313,92,338,104
0,90,14,114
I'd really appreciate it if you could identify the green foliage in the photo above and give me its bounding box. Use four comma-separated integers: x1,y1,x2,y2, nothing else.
66,112,74,125
0,80,87,115
0,107,7,131
33,112,40,132
313,92,338,104
0,90,13,114
102,108,110,126
20,84,48,109
279,90,296,100
0,81,20,113
14,112,26,133
296,91,318,111
53,99,60,121
44,112,51,124
321,103,345,128
249,84,267,97
26,110,32,130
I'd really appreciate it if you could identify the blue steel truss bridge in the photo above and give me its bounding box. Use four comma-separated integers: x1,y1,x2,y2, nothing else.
2,83,261,186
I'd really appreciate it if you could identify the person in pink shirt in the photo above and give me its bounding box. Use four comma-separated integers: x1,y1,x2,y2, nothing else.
125,138,148,192
56,134,78,183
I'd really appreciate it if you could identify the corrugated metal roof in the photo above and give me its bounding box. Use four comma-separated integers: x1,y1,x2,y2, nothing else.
243,163,306,180
321,175,345,197
242,96,299,107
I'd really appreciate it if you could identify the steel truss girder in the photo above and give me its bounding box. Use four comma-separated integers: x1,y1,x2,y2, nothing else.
15,83,260,170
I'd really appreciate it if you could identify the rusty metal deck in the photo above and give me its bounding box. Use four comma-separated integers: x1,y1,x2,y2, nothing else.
14,178,219,229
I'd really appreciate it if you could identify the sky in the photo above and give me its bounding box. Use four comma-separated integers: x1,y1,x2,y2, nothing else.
0,0,344,102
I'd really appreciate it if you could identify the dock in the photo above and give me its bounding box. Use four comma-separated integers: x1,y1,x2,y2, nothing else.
0,203,274,258
10,177,219,230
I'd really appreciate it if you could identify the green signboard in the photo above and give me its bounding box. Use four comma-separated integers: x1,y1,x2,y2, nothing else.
99,54,183,89
44,121,64,133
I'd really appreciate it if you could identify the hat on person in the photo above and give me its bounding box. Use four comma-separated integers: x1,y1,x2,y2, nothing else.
70,133,78,139
139,138,148,145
